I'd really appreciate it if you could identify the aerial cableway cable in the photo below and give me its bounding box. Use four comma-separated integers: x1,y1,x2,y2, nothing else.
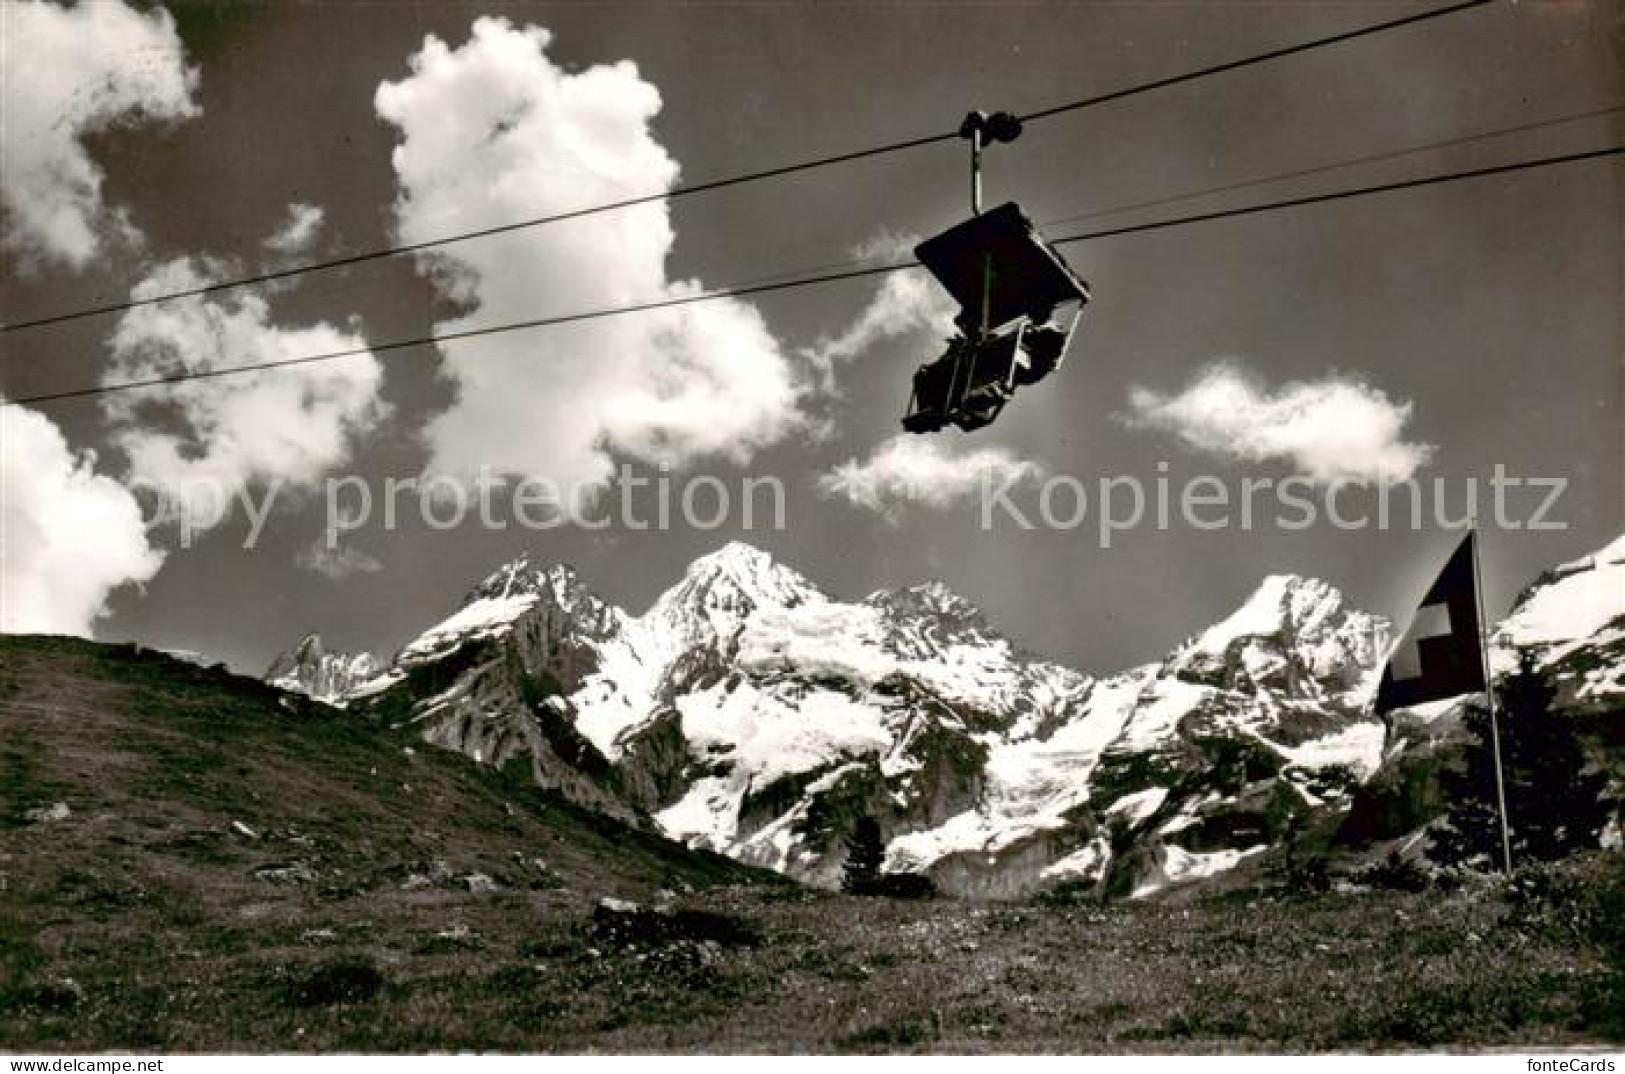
723,103,1624,292
4,142,1617,409
0,0,1495,335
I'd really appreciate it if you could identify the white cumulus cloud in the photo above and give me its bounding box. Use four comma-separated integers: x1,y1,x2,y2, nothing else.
804,271,956,382
263,202,326,256
297,536,382,580
0,0,198,269
800,230,956,386
1121,363,1433,486
101,257,389,533
1,402,164,636
374,18,809,494
818,435,1043,520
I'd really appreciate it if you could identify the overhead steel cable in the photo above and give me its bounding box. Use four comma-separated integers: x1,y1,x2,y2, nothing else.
1040,102,1625,231
5,142,1617,410
724,103,1624,290
1016,0,1493,125
0,0,1494,335
1046,144,1623,246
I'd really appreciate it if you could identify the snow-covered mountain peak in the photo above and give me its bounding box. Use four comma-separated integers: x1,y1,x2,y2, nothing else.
268,538,1622,900
1551,533,1625,579
683,541,814,592
1500,533,1624,645
462,554,585,603
465,553,536,600
276,631,323,666
1191,574,1346,650
265,633,380,706
868,580,986,627
690,539,775,570
397,554,612,666
1170,573,1383,700
649,541,824,626
1493,532,1624,700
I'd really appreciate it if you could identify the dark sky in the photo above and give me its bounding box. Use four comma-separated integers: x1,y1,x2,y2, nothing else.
2,0,1620,676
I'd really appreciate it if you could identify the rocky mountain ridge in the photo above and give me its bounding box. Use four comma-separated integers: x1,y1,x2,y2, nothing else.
266,536,1623,897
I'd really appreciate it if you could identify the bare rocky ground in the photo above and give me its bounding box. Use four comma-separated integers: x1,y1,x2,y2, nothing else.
2,636,1620,1053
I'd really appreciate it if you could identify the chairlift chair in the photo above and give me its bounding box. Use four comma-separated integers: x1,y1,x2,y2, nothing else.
901,112,1091,435
902,328,1027,433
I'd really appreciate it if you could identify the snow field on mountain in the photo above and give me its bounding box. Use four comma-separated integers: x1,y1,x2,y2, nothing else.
266,533,1624,896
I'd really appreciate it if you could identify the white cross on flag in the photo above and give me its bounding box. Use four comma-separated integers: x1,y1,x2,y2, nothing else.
1374,532,1487,713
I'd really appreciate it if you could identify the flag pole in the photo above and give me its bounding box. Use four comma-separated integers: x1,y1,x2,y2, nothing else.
1469,524,1514,874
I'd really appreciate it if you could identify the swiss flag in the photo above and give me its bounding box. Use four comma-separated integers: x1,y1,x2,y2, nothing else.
1374,532,1487,713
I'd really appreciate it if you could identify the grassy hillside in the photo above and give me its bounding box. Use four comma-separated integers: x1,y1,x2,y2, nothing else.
1,636,1619,1052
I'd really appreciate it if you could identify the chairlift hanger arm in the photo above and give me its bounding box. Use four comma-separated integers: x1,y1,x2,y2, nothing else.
902,110,1084,436
959,110,1023,216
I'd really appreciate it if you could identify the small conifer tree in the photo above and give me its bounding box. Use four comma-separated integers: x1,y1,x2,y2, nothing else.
1430,651,1611,868
842,815,886,895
